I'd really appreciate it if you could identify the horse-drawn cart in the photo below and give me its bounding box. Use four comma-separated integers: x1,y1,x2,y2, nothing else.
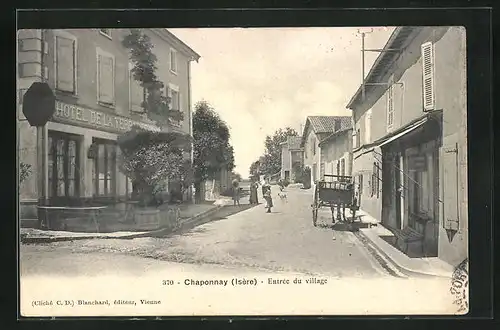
311,174,359,227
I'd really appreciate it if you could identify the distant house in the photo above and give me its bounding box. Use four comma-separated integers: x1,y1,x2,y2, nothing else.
280,136,303,182
318,122,353,181
346,26,467,266
300,116,351,186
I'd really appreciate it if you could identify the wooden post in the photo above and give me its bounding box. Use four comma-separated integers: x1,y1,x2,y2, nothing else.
37,125,48,206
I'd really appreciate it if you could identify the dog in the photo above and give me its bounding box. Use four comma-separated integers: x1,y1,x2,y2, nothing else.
277,191,288,203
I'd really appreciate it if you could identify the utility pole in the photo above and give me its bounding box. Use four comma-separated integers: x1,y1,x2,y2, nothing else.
361,32,365,102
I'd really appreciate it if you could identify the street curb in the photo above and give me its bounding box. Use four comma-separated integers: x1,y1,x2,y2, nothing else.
357,228,452,279
20,205,223,244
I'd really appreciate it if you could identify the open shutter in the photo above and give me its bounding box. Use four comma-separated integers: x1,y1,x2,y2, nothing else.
98,54,114,104
55,36,75,93
442,143,459,231
421,42,435,111
387,85,394,127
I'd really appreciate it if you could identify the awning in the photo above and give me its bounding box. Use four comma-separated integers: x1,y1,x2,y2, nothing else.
354,116,429,159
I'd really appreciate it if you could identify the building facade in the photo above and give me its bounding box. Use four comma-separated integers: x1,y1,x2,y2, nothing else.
347,26,467,266
17,29,200,219
300,116,351,186
280,136,303,182
318,125,353,181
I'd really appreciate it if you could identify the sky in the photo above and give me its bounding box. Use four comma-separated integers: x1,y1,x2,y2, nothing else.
170,27,395,178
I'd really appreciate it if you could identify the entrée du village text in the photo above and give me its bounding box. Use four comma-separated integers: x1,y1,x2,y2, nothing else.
162,277,328,287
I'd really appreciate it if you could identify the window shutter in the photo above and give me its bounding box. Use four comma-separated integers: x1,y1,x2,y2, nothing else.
421,42,435,111
55,36,75,93
98,54,114,104
442,143,459,231
387,85,394,127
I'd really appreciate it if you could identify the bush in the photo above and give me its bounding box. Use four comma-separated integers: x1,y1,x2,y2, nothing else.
19,162,32,184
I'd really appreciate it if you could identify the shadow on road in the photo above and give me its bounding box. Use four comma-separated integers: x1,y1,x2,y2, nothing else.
316,221,371,232
173,204,259,237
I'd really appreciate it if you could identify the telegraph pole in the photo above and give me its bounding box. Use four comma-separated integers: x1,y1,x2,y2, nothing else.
361,32,365,101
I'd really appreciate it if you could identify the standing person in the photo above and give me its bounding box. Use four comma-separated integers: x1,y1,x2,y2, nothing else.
232,179,240,206
262,178,273,213
249,180,259,204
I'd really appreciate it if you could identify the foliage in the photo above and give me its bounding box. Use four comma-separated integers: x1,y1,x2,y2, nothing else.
301,167,312,189
232,172,242,182
193,101,234,184
117,126,192,206
249,160,260,179
258,127,298,176
19,162,32,184
122,29,184,126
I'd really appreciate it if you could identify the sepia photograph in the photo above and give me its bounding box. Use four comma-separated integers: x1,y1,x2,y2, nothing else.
17,24,469,316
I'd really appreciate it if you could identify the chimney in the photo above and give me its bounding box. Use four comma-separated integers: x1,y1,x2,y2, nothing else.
334,119,341,132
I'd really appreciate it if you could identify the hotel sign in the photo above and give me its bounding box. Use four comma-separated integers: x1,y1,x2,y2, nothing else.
52,101,160,133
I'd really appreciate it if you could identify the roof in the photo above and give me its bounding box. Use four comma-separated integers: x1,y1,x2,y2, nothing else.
318,126,353,147
346,26,420,110
300,116,352,147
150,29,201,62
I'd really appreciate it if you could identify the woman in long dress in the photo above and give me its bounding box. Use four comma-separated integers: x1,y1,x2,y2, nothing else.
249,181,259,204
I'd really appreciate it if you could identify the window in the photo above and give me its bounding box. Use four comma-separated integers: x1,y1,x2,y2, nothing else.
336,161,340,176
48,131,80,199
311,137,316,155
320,163,325,179
55,33,77,94
421,42,435,111
99,29,112,38
170,48,177,73
341,159,345,176
167,84,181,126
387,83,394,129
371,162,381,198
92,139,117,197
97,49,115,105
356,128,361,148
129,62,145,113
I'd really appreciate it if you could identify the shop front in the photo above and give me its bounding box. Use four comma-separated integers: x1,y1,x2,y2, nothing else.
45,100,160,206
379,111,443,257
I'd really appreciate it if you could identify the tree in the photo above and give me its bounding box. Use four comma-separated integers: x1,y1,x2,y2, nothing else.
118,127,192,206
117,29,192,206
249,160,260,179
193,101,235,202
259,127,298,176
121,29,183,126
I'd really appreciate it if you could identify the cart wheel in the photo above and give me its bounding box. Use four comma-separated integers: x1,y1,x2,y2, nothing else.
312,207,318,227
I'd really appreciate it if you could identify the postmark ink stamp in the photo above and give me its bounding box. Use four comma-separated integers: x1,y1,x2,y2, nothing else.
450,258,468,314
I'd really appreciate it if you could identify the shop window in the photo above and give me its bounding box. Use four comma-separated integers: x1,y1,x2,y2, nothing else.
92,139,117,197
48,131,81,199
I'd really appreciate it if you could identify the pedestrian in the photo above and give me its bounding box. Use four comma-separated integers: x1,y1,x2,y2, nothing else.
232,179,240,206
249,180,259,204
262,178,273,213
